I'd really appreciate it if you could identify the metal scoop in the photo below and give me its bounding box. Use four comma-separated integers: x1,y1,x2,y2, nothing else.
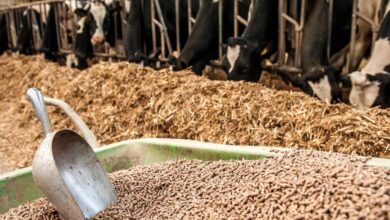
27,88,117,220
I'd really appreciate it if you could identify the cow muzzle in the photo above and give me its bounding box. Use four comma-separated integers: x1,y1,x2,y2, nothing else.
91,35,105,45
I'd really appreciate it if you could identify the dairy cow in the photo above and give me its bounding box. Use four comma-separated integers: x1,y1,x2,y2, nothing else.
69,0,122,69
276,0,353,103
339,0,388,72
343,3,390,110
17,5,47,55
171,0,250,75
221,0,278,82
125,0,199,66
14,3,73,61
0,13,9,54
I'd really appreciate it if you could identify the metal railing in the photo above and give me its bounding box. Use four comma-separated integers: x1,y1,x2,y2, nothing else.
1,0,63,53
150,0,204,62
233,0,249,37
346,0,381,73
274,0,306,74
151,0,173,62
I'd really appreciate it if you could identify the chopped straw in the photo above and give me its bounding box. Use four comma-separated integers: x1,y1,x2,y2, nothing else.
0,53,389,173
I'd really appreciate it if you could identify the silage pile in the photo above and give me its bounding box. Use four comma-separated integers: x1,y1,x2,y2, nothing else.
0,54,389,172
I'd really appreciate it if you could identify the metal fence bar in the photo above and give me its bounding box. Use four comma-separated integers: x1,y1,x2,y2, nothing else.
346,0,381,73
234,0,249,37
175,0,180,54
151,0,173,61
276,0,305,70
277,0,286,65
0,0,63,11
327,0,333,62
218,0,222,58
151,0,157,54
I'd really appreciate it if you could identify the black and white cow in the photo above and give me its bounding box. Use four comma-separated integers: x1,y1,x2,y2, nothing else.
17,5,46,55
171,0,250,75
125,0,199,66
343,4,390,110
276,0,353,103
14,3,69,61
0,13,9,54
339,0,387,72
221,0,278,82
69,0,122,69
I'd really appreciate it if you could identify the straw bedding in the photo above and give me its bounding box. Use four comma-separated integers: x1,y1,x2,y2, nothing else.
2,150,390,219
0,53,389,173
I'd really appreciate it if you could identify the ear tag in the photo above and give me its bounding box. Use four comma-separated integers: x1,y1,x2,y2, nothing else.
261,48,268,56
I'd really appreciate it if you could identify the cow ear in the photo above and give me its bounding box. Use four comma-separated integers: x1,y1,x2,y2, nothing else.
75,8,88,17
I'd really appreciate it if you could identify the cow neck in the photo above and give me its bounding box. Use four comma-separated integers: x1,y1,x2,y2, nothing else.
241,0,277,47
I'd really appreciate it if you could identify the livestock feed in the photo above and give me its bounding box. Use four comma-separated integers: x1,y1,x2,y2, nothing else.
0,54,389,173
2,150,389,219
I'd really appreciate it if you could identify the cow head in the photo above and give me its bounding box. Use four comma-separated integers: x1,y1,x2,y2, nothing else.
222,37,271,82
223,38,270,82
342,71,390,110
277,66,341,104
300,66,342,104
74,0,121,46
223,37,260,82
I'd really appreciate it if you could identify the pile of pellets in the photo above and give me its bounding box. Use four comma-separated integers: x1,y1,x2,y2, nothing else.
2,150,389,219
0,54,390,173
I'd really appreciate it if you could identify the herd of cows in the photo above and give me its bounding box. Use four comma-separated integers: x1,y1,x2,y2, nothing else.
0,0,389,110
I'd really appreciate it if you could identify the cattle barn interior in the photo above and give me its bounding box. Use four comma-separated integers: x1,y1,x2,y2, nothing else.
0,0,389,219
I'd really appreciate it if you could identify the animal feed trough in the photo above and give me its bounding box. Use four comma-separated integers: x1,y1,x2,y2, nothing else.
1,150,390,219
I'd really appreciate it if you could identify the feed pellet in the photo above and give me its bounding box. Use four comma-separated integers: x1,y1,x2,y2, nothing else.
2,150,389,219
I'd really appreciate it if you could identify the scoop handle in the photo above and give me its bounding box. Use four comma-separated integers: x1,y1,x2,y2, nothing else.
27,88,51,136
